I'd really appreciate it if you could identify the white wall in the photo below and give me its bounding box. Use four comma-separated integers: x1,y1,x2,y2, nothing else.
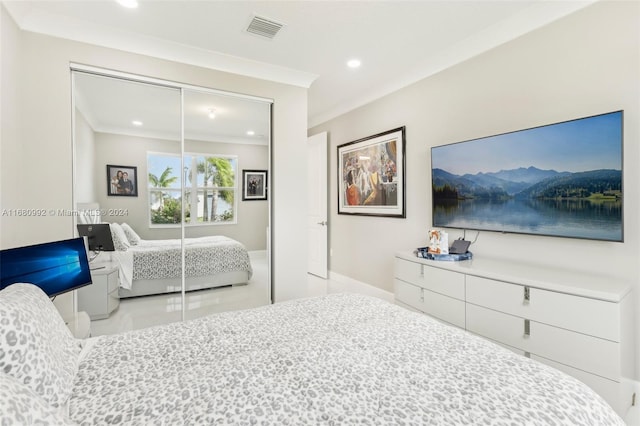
1,7,73,317
310,1,639,377
1,6,308,311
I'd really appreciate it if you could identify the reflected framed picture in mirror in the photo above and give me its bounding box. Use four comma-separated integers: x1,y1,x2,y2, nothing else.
107,165,138,197
242,170,267,201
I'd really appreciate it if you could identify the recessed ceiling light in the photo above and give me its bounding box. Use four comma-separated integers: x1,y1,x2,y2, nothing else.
208,108,216,119
115,0,138,8
247,130,255,136
347,59,361,69
132,120,143,126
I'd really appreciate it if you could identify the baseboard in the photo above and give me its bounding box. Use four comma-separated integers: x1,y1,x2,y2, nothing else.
327,271,394,303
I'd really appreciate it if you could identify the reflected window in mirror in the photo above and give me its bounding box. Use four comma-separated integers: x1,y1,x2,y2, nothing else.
148,152,238,226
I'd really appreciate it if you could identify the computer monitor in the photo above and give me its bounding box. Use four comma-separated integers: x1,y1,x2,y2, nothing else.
76,224,115,252
0,237,93,297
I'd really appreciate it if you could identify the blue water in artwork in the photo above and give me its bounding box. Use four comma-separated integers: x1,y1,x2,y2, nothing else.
433,198,622,241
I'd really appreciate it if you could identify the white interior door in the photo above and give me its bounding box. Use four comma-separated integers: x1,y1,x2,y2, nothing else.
308,132,328,278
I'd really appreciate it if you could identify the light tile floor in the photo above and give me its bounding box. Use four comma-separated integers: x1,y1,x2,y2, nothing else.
90,251,271,336
90,252,341,336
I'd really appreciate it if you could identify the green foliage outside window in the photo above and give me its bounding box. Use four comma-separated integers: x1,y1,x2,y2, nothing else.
148,156,237,225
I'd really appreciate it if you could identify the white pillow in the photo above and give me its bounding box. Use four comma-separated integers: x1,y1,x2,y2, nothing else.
0,372,76,425
0,283,81,408
109,223,130,251
121,222,141,246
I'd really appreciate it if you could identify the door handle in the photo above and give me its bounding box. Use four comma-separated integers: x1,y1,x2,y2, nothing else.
523,319,531,338
317,221,327,226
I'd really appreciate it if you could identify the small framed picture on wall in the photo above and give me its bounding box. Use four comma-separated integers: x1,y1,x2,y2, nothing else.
242,170,268,201
107,165,138,197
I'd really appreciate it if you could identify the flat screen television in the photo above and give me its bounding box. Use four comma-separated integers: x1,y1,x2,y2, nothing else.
0,237,93,297
77,224,115,251
431,111,623,242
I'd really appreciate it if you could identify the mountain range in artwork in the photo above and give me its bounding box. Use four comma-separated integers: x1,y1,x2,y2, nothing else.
432,166,622,202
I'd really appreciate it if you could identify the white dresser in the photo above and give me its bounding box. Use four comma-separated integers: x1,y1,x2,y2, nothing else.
77,263,120,320
394,251,635,416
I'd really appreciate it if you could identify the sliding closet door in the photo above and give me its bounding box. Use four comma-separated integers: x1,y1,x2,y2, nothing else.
73,67,273,333
72,71,184,335
181,89,272,320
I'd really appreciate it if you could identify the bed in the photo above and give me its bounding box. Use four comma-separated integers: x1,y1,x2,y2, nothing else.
111,233,253,299
75,204,252,298
0,283,625,425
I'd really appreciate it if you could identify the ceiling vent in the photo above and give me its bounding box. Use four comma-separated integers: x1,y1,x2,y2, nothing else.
246,15,284,39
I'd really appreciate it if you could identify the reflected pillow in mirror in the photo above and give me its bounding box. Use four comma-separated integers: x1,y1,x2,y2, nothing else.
109,223,130,251
121,223,141,246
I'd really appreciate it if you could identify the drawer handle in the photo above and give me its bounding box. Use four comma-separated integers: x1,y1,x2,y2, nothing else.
420,289,424,302
420,264,424,278
523,319,530,338
523,286,530,305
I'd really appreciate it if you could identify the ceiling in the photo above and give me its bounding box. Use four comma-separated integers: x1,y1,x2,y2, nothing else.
4,0,595,129
73,71,272,145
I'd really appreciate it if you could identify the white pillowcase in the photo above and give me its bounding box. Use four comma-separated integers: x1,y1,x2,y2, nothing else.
120,222,141,246
0,283,82,408
109,223,130,251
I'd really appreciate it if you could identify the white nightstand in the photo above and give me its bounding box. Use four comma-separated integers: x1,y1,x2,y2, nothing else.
77,263,120,320
66,311,91,339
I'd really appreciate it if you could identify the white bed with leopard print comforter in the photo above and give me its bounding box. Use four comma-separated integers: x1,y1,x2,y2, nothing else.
63,293,623,425
0,285,625,425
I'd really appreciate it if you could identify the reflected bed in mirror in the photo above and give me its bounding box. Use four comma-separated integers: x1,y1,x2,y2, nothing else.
108,223,253,298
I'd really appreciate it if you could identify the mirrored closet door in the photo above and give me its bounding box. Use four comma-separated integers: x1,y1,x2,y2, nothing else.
182,89,271,321
72,67,272,335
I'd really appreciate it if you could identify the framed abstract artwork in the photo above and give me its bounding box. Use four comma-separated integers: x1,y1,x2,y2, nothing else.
337,127,406,217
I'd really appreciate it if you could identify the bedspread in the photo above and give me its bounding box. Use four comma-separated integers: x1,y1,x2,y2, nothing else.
112,236,252,290
69,293,623,425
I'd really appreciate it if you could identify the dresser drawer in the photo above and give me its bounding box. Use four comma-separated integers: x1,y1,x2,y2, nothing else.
395,300,422,313
466,304,619,380
531,354,622,414
394,279,465,328
466,275,619,341
394,279,423,311
394,258,465,300
423,288,465,329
